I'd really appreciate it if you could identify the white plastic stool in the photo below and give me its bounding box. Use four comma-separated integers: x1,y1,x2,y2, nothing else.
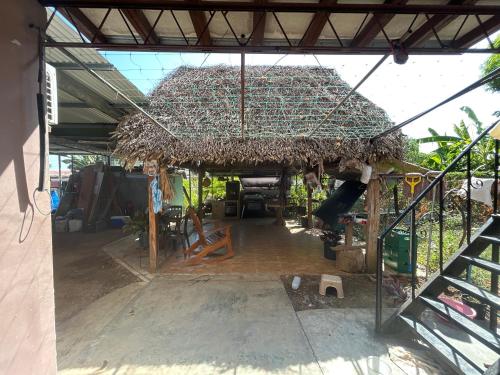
319,274,344,298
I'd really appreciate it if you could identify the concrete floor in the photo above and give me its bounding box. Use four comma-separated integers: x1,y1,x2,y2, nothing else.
56,274,441,375
53,230,442,375
53,230,140,323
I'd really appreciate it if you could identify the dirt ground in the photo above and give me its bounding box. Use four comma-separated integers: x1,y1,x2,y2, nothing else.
52,229,140,324
281,274,404,311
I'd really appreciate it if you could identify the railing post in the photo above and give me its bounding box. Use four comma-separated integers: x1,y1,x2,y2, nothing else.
491,243,499,331
375,237,383,333
491,139,499,331
466,151,472,282
466,151,471,245
439,180,444,274
410,208,417,300
494,139,499,214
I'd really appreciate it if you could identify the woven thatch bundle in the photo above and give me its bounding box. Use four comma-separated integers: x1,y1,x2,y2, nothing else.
114,65,403,168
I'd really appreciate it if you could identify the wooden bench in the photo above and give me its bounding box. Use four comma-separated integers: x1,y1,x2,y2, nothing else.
184,207,234,265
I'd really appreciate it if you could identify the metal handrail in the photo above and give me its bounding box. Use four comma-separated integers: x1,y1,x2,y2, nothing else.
375,119,500,332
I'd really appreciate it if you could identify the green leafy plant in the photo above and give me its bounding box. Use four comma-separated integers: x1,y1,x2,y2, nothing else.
481,35,500,92
122,211,148,235
62,155,106,172
417,107,496,172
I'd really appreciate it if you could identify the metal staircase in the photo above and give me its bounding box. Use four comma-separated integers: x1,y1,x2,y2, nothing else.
375,120,500,374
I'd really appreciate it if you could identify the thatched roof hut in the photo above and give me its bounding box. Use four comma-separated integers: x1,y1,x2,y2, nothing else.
114,65,403,170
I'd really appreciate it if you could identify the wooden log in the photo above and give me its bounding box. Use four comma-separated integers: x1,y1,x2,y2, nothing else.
148,175,159,273
366,175,381,273
344,220,353,247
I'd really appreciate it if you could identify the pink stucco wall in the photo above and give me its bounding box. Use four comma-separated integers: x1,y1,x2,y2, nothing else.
0,1,57,374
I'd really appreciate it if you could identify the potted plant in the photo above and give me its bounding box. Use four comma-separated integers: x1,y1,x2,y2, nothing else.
462,294,487,320
123,211,149,248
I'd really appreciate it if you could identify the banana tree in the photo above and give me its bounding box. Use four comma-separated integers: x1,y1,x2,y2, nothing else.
418,107,496,172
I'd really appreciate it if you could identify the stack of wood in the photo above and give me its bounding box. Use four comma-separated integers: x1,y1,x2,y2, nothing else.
56,164,124,230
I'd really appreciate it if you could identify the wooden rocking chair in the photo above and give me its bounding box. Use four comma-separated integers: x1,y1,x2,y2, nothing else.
184,207,234,265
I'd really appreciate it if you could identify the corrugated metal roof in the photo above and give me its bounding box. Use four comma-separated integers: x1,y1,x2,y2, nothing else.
46,14,145,125
46,14,145,154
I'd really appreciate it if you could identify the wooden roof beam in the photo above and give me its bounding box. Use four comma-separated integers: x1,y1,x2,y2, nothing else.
403,0,478,48
58,8,107,43
453,14,500,48
189,0,212,45
299,0,337,47
350,0,408,47
122,9,160,44
251,0,266,46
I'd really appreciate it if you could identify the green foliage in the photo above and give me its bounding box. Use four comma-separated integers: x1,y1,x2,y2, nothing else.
182,174,239,208
122,211,148,235
62,155,107,171
481,35,500,92
416,107,496,171
404,138,427,165
290,175,307,206
416,221,492,289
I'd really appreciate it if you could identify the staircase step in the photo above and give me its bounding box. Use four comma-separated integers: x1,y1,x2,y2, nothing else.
419,296,500,353
400,315,482,375
460,256,500,274
480,235,500,245
441,276,500,309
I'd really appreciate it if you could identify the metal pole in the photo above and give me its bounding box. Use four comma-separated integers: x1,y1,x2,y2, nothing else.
410,208,417,300
240,52,245,138
375,237,383,333
58,154,62,191
466,152,472,282
439,180,444,274
494,139,499,214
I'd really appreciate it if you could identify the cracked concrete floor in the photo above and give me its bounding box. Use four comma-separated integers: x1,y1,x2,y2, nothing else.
56,274,441,375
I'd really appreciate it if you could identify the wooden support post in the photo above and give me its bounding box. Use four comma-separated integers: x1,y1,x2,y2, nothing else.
147,175,159,273
307,185,313,228
345,220,353,246
366,175,381,273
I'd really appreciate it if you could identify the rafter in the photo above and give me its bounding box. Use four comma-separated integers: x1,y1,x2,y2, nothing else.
299,0,337,47
122,9,160,44
40,1,500,15
351,0,407,47
251,0,266,46
58,8,107,43
453,14,500,48
403,0,478,48
188,0,211,45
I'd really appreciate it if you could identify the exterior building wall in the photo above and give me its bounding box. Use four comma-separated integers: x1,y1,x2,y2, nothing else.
0,1,57,374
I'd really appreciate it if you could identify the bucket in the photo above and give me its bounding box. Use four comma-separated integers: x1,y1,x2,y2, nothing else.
366,356,392,375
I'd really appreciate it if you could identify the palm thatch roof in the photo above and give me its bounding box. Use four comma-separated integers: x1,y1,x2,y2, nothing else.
114,65,404,169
